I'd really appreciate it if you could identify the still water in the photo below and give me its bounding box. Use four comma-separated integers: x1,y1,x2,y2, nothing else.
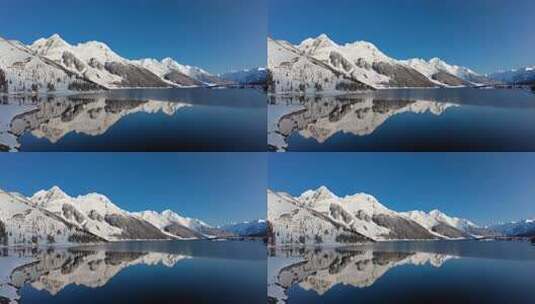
0,240,266,304
268,88,535,151
268,240,535,304
0,88,266,152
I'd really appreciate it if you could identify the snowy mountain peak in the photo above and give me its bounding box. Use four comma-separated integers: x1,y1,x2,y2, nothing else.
31,185,71,204
298,34,338,52
299,186,338,204
31,34,71,53
43,33,69,46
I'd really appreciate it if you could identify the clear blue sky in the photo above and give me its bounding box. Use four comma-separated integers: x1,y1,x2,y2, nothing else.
269,0,535,74
269,153,535,225
0,153,267,226
0,0,266,74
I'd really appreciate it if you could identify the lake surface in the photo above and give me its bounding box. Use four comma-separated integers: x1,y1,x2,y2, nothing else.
268,88,535,151
0,88,266,152
0,240,266,304
268,240,535,304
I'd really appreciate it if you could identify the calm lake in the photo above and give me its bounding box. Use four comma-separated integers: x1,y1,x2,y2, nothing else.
0,88,267,152
268,240,535,304
0,240,266,304
268,88,535,151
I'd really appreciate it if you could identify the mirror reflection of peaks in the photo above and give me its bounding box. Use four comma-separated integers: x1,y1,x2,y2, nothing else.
268,247,455,303
3,247,190,302
268,95,456,151
5,97,190,150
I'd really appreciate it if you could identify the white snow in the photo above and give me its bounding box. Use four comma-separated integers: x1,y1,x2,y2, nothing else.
268,34,485,94
268,187,481,245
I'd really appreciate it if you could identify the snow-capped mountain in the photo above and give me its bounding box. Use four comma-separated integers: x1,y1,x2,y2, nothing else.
219,67,268,85
0,36,102,94
133,209,232,239
0,185,231,247
29,186,171,241
132,57,228,86
488,66,535,85
221,219,268,237
268,34,489,94
0,33,227,91
0,188,104,247
268,187,488,246
30,34,177,88
400,209,477,238
490,219,535,237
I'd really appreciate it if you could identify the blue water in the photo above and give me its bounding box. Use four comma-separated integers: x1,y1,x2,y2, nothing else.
15,240,266,304
16,88,267,151
275,88,535,151
272,240,535,304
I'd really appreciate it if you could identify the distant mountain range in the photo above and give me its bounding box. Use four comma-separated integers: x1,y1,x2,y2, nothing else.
490,219,535,238
268,34,496,94
0,34,240,94
268,186,507,246
219,67,268,86
221,219,267,237
0,186,265,247
487,66,535,86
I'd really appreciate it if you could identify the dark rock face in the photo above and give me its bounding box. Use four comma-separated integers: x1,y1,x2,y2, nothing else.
432,71,469,86
0,68,7,93
104,62,169,87
88,58,104,70
335,81,371,91
431,223,470,238
164,223,205,239
372,214,437,240
267,221,275,246
164,70,201,86
104,99,147,113
0,219,7,246
88,210,104,221
104,214,170,240
105,251,146,265
372,62,436,87
62,204,85,224
335,233,370,243
67,80,102,91
329,51,353,72
372,99,415,114
62,51,86,72
329,204,353,224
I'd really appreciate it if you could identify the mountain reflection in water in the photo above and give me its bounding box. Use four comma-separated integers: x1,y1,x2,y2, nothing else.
268,88,535,152
268,94,455,151
268,240,535,304
0,95,187,151
1,240,266,304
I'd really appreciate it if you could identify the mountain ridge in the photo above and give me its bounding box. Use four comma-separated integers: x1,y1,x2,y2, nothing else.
0,185,243,247
1,33,231,94
268,186,499,246
268,34,493,94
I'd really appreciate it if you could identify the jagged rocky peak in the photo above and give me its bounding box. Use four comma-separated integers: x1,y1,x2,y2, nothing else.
32,33,71,49
31,185,70,204
299,33,338,50
298,185,338,204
